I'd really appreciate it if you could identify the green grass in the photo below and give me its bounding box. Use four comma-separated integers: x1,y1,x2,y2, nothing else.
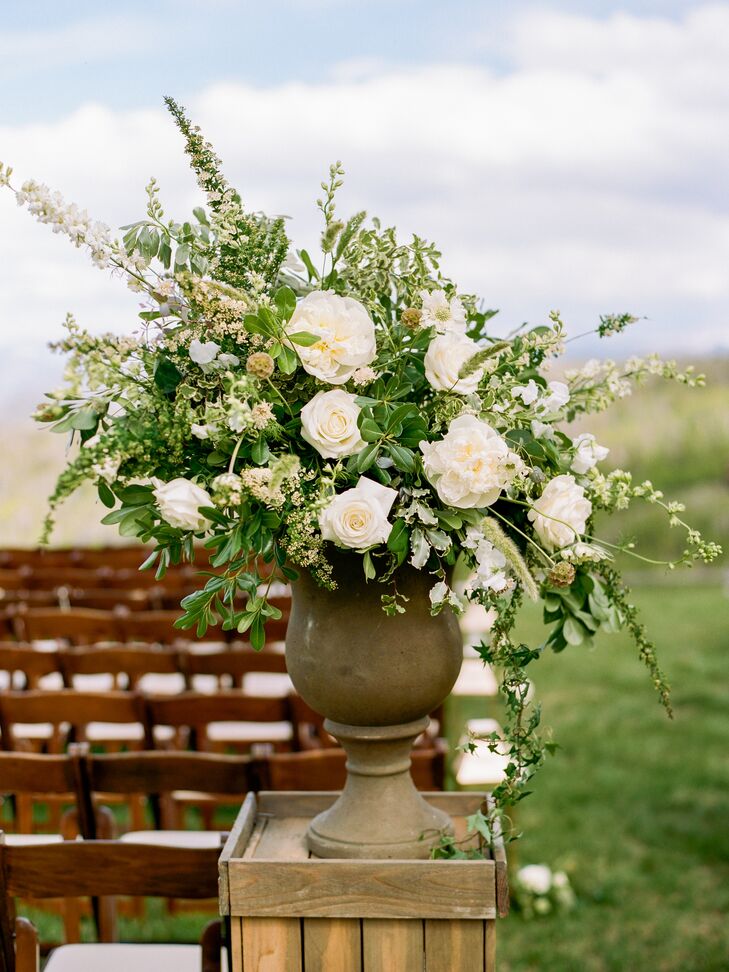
448,584,729,972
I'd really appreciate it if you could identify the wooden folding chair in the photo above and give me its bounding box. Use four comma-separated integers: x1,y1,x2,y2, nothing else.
179,644,289,696
0,646,62,692
145,691,295,757
117,612,216,647
58,645,184,694
0,837,223,971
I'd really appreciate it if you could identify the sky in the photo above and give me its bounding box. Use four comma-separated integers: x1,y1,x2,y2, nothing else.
1,0,727,406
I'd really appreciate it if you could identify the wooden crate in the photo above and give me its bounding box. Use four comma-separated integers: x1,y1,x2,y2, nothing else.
219,791,508,972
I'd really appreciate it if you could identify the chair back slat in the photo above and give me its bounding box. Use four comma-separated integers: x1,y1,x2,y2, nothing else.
81,749,253,795
0,839,220,899
0,752,76,794
12,608,123,645
146,691,291,728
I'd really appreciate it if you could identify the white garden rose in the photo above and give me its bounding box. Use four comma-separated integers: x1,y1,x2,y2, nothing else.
424,332,483,395
527,474,592,550
300,389,365,459
571,433,609,474
153,478,213,532
285,290,376,385
420,414,522,509
319,476,397,549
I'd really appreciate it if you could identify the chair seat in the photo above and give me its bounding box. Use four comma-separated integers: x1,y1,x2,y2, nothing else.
206,721,292,742
45,943,220,971
119,830,224,849
137,673,187,694
3,833,63,845
451,659,499,697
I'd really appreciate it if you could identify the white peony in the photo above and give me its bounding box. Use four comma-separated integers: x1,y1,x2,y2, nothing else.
420,288,467,334
319,476,397,549
420,414,522,509
571,433,609,474
424,332,483,395
285,290,376,385
528,474,592,549
153,478,213,532
518,864,553,895
300,389,365,459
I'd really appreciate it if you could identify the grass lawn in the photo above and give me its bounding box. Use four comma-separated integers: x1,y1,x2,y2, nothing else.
450,583,729,972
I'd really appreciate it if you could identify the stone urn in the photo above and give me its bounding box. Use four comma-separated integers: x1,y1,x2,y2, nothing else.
285,551,463,859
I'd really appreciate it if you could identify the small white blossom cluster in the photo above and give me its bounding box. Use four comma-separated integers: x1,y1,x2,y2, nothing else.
515,864,576,918
462,526,511,595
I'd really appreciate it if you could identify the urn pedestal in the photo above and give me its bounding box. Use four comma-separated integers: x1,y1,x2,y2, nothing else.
285,552,463,859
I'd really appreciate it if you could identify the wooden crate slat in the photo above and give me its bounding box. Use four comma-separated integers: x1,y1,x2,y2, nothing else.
303,918,362,971
485,919,496,972
231,917,243,971
240,916,302,972
424,920,485,972
362,919,424,972
219,793,258,914
228,858,496,919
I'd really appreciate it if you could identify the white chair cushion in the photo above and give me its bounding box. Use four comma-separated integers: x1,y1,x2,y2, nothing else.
206,721,292,742
242,673,293,697
45,943,212,972
137,673,187,694
119,830,223,849
451,659,499,697
84,722,145,742
455,748,510,787
4,833,63,845
11,722,55,739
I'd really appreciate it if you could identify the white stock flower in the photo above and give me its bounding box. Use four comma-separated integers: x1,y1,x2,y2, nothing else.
539,380,570,414
561,542,611,563
424,332,483,395
527,474,592,550
464,530,509,594
153,478,213,532
420,289,467,334
512,380,539,406
420,414,521,509
518,864,553,895
300,389,365,459
285,290,376,385
319,476,397,549
189,339,220,367
571,433,609,474
191,423,215,440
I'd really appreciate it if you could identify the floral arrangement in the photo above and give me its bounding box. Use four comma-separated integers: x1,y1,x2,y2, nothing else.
513,864,576,918
0,98,720,828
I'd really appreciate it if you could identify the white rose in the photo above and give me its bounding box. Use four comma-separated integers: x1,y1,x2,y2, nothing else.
420,414,522,509
518,864,553,895
189,339,220,366
285,290,376,385
527,474,592,549
424,332,483,395
319,476,397,549
153,478,213,532
300,389,365,459
571,433,609,474
420,288,467,334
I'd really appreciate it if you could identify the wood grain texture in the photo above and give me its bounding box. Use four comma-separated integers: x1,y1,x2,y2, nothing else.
424,920,485,972
303,918,362,971
231,917,243,972
485,919,496,972
254,816,310,863
257,792,338,817
240,917,302,972
219,793,257,914
362,919,423,972
228,859,496,919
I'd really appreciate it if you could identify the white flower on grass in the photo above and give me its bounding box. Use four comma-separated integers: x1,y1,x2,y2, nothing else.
512,380,539,406
189,339,220,368
527,474,592,549
571,433,609,474
420,289,467,334
153,478,213,532
424,332,484,395
518,864,553,895
319,476,397,550
539,380,570,414
420,414,522,509
301,389,365,460
285,290,376,385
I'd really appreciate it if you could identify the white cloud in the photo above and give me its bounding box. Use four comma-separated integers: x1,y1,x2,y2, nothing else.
0,2,727,385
